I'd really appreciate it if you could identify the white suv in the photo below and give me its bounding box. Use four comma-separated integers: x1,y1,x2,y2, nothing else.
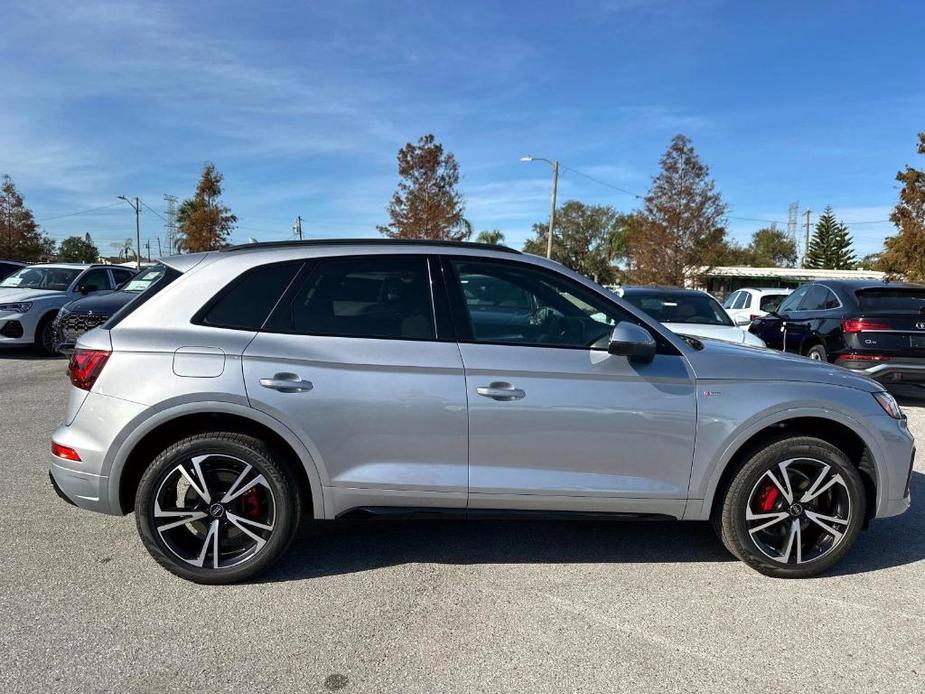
723,287,792,326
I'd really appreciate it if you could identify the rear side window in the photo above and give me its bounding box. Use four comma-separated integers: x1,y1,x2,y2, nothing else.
856,288,925,312
268,255,436,341
200,262,301,330
722,291,740,309
733,292,750,309
800,285,840,311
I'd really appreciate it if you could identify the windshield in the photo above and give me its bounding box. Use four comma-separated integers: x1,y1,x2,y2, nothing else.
0,267,81,291
121,265,166,293
623,291,734,326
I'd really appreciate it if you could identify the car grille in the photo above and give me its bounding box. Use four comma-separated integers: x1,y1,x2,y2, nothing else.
54,309,110,347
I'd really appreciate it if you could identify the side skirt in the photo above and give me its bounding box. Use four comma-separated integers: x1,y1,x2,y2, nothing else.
336,506,676,521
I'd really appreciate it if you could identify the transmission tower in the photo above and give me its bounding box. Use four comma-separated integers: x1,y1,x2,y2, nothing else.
164,194,178,254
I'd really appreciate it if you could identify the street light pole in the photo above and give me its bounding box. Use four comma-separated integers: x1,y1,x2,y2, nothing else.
521,156,559,259
118,195,142,270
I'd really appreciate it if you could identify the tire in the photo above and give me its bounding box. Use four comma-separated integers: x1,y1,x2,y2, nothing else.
135,432,302,584
716,436,866,578
805,343,828,362
33,313,58,356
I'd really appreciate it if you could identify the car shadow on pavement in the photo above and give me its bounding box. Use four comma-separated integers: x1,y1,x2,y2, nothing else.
0,347,63,360
263,517,733,583
261,471,925,583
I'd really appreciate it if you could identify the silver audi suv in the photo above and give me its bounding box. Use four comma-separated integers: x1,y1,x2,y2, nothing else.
49,240,915,583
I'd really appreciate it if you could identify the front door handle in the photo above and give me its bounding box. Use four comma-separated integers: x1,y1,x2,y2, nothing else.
259,372,313,393
477,381,526,401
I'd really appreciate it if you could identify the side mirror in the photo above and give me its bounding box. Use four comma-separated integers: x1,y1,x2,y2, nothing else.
608,321,657,363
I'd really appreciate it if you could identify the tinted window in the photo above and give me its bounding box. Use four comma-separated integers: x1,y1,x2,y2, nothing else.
273,255,435,340
778,284,809,313
734,291,750,309
799,285,839,311
722,291,740,309
111,268,136,285
856,288,925,312
78,268,112,291
759,294,787,312
452,259,637,349
624,291,733,326
201,262,301,330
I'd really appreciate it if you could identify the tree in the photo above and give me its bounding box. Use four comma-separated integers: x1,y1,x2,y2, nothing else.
624,135,729,285
747,225,798,267
378,134,469,240
0,174,56,261
804,206,856,270
523,201,627,284
475,229,505,245
880,133,925,280
58,234,99,263
177,163,237,252
857,252,882,271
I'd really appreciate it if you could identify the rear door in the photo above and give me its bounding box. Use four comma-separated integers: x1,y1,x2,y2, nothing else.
241,254,469,513
755,284,810,350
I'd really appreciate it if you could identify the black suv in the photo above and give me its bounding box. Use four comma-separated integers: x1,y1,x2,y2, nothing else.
749,279,925,384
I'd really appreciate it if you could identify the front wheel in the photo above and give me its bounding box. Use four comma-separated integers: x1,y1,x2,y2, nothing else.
33,313,58,356
716,437,866,578
135,432,302,584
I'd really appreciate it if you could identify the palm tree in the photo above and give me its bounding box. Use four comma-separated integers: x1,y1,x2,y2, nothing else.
476,229,505,245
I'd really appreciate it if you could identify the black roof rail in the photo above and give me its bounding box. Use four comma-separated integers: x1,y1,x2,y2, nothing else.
221,238,521,254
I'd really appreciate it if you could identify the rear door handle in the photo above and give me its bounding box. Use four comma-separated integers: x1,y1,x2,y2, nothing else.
476,381,526,401
259,373,313,393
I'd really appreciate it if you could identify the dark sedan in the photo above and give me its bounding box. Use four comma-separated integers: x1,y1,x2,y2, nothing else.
53,265,163,351
749,279,925,384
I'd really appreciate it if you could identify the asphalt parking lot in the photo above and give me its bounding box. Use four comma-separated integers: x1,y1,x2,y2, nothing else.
1,353,923,693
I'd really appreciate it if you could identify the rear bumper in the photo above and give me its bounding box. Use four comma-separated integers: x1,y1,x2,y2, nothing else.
49,458,114,513
836,357,925,384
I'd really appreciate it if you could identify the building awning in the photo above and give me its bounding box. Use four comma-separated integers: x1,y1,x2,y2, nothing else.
698,266,886,281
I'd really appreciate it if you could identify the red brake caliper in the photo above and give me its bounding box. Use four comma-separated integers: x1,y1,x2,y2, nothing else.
755,484,780,512
240,488,264,520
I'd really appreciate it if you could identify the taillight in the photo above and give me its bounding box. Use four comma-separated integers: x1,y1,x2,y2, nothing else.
842,319,891,333
68,348,111,390
749,314,760,322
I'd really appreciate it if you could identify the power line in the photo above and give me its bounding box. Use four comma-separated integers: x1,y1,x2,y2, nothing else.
36,202,124,223
559,165,643,199
140,200,167,222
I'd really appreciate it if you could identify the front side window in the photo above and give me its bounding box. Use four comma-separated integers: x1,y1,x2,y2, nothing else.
0,267,81,290
450,259,636,349
778,284,810,313
271,255,435,341
77,268,112,292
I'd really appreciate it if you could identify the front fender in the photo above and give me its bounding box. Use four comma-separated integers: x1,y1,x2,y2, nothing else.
683,381,893,520
104,396,326,519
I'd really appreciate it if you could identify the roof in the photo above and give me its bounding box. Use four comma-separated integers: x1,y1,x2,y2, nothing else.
24,263,102,269
619,286,707,295
815,279,924,291
699,266,886,281
222,238,521,254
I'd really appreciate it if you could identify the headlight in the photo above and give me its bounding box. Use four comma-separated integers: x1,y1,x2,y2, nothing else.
0,302,32,313
873,391,903,419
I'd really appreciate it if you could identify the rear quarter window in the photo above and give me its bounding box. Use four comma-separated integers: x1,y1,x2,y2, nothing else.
197,261,302,330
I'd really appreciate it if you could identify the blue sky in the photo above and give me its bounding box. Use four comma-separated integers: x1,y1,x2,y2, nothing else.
2,0,923,258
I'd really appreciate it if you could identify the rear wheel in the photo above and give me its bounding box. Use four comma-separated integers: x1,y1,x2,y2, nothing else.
135,432,301,584
716,437,865,578
805,344,828,362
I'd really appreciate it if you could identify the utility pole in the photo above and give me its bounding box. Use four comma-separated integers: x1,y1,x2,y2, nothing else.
294,215,303,241
547,161,559,259
118,195,142,270
156,237,162,258
144,239,151,262
802,209,812,268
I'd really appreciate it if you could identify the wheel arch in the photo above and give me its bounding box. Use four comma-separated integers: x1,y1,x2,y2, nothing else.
108,401,325,519
701,415,878,523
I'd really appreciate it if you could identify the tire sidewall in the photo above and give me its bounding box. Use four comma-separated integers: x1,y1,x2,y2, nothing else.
135,433,300,584
724,437,866,578
806,344,827,362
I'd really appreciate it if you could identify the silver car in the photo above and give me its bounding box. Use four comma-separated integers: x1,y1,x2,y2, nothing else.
0,263,136,354
49,240,915,583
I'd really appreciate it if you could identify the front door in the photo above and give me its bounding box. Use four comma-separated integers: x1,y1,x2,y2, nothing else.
442,257,697,516
242,254,469,514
